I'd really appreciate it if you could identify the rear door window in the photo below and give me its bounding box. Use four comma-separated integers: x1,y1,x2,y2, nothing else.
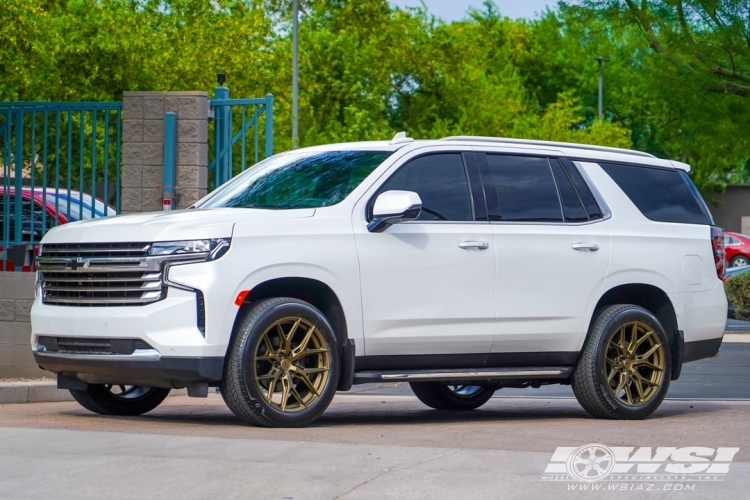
599,162,708,225
482,155,563,222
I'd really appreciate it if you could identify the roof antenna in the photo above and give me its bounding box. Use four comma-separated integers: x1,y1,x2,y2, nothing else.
390,131,414,145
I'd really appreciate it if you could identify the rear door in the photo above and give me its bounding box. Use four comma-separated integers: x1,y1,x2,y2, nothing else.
475,151,611,358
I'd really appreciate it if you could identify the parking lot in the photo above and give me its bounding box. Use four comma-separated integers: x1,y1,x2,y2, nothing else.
0,340,748,499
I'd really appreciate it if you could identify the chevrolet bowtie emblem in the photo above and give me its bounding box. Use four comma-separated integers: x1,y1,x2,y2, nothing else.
67,257,89,270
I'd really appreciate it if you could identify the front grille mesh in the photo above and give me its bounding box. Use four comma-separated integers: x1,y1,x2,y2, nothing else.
38,243,164,306
38,336,153,355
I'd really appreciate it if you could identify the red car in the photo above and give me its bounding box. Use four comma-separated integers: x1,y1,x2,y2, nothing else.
724,231,750,268
0,187,64,271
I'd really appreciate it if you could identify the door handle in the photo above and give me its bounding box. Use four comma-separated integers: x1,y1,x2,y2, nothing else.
458,241,489,250
572,242,599,252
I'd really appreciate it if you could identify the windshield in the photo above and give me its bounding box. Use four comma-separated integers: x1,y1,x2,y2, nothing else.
195,150,393,209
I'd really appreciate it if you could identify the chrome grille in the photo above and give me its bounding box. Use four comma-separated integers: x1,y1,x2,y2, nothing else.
38,243,164,306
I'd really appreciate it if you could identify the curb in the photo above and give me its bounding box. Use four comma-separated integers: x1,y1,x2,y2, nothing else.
0,382,187,404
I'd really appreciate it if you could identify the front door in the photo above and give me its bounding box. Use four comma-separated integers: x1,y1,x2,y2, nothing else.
354,150,496,359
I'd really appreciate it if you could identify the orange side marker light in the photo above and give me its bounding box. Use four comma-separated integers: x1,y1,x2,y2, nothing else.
235,290,250,306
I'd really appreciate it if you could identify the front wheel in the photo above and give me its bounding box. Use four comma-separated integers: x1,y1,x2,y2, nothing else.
572,304,671,420
221,298,340,427
70,384,170,416
410,382,495,410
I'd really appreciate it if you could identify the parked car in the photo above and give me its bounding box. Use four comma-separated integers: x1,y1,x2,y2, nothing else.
724,231,750,268
723,264,750,318
32,135,727,427
1,187,115,271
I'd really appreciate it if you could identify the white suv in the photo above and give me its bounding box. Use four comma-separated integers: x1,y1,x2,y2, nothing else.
31,135,727,427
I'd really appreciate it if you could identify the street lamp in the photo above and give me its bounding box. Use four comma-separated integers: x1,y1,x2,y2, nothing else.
595,56,607,120
292,0,299,149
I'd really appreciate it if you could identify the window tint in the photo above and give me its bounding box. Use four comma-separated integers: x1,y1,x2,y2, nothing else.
599,163,708,225
561,159,603,220
197,150,392,209
725,236,740,245
380,154,472,221
484,155,562,222
550,160,588,223
0,194,54,242
678,170,715,225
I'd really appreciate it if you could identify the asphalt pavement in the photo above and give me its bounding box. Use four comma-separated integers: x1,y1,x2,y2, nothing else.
1,334,750,499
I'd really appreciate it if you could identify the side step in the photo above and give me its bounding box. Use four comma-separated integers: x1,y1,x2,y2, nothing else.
353,366,573,385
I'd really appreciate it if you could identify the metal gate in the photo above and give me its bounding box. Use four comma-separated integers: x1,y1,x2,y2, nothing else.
209,89,273,190
0,102,122,271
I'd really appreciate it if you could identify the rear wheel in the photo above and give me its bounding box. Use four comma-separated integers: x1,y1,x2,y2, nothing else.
572,304,671,420
70,384,170,416
409,382,495,410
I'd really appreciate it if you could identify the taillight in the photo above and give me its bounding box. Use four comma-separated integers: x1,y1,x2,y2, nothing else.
711,226,726,280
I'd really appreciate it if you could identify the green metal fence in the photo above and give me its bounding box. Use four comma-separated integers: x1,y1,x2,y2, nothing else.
0,102,122,271
209,88,273,190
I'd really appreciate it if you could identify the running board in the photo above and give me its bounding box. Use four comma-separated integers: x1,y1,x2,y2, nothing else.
352,366,573,384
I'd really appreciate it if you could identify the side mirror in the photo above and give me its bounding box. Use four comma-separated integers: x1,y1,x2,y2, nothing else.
368,190,422,233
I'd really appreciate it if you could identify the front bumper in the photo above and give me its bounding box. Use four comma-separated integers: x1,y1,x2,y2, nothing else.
33,349,224,389
31,287,226,358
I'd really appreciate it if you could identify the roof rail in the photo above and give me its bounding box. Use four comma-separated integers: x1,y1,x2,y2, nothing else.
440,136,656,159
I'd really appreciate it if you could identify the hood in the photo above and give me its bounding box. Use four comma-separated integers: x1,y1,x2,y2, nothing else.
41,208,316,244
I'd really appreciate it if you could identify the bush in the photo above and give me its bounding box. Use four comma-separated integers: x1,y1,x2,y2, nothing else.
724,270,750,320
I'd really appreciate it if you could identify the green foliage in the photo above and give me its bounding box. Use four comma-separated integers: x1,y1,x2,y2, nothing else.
724,270,750,321
4,0,748,194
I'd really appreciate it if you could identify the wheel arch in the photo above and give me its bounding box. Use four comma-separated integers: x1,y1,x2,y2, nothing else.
231,277,349,352
586,283,679,349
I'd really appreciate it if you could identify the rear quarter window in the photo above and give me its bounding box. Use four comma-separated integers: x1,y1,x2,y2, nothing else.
598,162,708,225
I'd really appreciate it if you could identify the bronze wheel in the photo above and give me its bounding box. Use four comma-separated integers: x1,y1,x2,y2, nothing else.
253,316,331,413
604,321,665,407
572,304,672,420
222,298,340,427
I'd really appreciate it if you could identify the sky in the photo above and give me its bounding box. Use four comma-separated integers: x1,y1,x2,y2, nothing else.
390,0,559,21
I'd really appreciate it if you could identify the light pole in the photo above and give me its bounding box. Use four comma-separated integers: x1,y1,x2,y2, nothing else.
595,56,607,120
292,0,299,149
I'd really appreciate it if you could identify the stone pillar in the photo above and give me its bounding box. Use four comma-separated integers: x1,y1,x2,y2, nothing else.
121,91,208,213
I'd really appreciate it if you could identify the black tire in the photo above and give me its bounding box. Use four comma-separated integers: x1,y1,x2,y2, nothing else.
70,385,170,416
409,382,495,411
221,298,340,427
572,304,672,420
730,255,749,268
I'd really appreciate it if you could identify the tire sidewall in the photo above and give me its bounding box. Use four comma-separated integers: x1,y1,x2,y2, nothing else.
594,307,672,419
237,300,340,426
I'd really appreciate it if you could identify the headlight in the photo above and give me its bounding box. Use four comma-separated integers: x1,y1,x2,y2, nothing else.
149,238,230,261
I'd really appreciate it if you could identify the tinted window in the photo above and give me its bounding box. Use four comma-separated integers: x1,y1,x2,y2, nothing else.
196,150,392,209
678,170,715,225
551,160,588,223
0,194,54,242
561,159,603,220
484,155,562,222
599,163,708,225
725,236,740,245
380,154,472,221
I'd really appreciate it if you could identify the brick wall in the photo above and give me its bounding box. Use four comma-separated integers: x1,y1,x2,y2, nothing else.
121,91,209,213
0,273,48,379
